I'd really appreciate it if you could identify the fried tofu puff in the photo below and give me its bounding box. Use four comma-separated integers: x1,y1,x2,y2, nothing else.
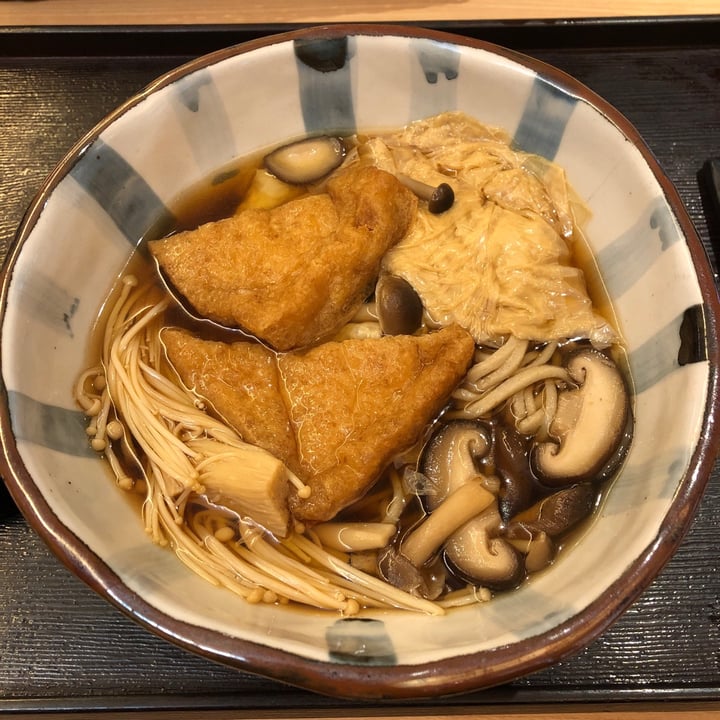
161,325,475,525
150,166,417,352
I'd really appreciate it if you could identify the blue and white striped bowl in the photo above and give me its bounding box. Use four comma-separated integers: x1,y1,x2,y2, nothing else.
2,25,719,698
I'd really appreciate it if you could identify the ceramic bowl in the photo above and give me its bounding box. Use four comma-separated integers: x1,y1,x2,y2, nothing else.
1,25,719,699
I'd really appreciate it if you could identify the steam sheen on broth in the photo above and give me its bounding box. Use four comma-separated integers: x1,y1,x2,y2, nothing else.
75,112,633,615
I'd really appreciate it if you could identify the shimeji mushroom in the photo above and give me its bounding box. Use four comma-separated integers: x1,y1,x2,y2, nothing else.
264,136,346,185
401,420,524,590
396,173,455,213
375,274,424,336
533,347,631,486
401,479,497,567
312,521,397,552
505,527,555,573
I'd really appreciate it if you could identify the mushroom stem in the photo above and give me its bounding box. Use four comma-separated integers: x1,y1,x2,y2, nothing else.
401,479,495,567
397,173,455,213
312,522,397,552
507,531,555,573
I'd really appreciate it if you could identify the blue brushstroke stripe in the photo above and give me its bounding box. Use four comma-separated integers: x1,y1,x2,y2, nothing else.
411,38,460,84
14,270,79,338
628,309,692,395
603,450,689,510
176,67,213,112
294,36,356,135
597,197,682,299
513,76,577,160
326,618,397,665
69,138,175,246
409,39,460,120
172,67,237,169
8,391,95,458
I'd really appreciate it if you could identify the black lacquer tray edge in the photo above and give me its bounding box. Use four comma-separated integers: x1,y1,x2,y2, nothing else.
0,14,719,58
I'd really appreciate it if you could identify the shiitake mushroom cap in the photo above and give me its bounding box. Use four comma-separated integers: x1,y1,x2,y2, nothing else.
532,347,632,486
509,483,597,538
442,507,526,591
419,419,492,510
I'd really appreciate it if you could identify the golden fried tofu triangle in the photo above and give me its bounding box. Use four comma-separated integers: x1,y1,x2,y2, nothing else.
160,327,298,468
161,325,474,525
149,165,417,352
280,324,475,523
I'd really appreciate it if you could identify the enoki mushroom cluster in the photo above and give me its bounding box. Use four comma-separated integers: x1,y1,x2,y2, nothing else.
75,276,488,615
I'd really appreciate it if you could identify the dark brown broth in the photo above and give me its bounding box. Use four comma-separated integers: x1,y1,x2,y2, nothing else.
91,140,632,603
170,157,260,232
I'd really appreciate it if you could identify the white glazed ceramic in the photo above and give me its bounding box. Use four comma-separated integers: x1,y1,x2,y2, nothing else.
1,25,719,699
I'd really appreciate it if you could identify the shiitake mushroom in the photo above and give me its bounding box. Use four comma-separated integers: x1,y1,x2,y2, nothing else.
533,347,632,485
411,411,611,590
509,483,597,538
414,420,524,591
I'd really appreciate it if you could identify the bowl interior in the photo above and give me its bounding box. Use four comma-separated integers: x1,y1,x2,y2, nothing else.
1,26,716,697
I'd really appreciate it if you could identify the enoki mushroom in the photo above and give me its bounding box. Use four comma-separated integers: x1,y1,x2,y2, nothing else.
74,275,467,615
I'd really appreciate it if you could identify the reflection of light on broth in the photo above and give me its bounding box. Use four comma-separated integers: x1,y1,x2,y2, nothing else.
76,113,633,614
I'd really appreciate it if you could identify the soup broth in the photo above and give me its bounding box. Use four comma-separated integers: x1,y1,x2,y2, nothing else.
75,112,633,615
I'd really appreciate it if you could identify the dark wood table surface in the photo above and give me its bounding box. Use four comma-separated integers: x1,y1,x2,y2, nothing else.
0,17,719,717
